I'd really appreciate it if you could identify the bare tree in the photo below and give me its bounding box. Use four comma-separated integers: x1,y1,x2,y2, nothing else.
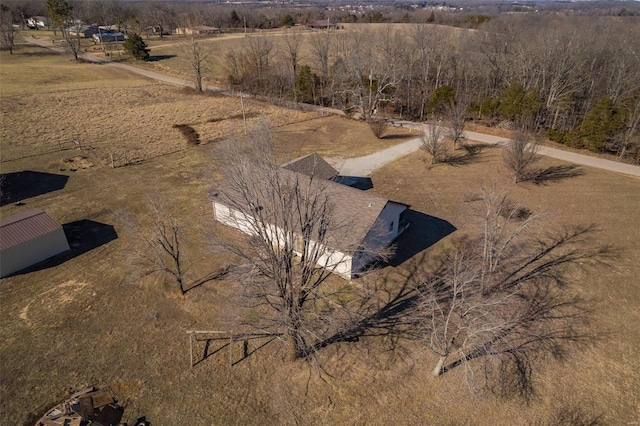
503,129,539,183
444,100,467,150
0,6,18,54
309,30,331,81
616,96,640,160
420,124,446,164
120,199,187,295
211,123,391,361
46,0,82,60
281,28,303,100
334,27,402,120
184,32,208,92
415,185,608,397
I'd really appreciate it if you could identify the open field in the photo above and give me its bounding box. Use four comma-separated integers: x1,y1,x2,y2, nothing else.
1,38,639,425
1,46,415,165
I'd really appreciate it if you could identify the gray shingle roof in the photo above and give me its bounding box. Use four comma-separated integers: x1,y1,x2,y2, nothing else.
214,167,393,252
281,153,339,181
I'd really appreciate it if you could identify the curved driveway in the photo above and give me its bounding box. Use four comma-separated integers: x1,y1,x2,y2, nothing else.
24,36,640,179
340,123,640,177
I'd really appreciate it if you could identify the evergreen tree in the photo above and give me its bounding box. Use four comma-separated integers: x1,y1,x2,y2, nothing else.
123,33,150,61
282,14,294,27
230,10,241,28
578,96,625,152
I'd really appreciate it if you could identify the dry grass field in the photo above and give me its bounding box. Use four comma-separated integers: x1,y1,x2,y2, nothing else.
1,40,639,425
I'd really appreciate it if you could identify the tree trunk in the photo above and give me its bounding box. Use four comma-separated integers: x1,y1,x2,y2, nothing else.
432,355,447,376
287,333,299,361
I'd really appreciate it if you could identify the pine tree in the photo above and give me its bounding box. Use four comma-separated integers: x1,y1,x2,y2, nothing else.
123,33,150,61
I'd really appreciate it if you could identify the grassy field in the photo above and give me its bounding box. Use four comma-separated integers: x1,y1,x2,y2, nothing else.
1,38,639,425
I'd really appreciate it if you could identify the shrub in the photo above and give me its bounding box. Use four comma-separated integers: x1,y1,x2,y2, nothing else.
368,119,389,139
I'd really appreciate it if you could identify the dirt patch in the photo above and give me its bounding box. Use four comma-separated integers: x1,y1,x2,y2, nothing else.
61,155,94,171
19,280,95,328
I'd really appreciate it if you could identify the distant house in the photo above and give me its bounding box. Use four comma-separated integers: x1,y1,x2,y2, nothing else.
26,16,50,29
0,209,69,278
68,25,100,38
306,19,338,30
211,154,409,279
175,26,221,35
92,32,125,43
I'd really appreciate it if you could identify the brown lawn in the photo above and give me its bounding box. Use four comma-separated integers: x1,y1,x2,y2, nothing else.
0,42,638,426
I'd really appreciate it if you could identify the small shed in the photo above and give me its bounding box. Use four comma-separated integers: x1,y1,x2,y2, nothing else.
175,26,221,35
306,20,338,30
0,209,70,277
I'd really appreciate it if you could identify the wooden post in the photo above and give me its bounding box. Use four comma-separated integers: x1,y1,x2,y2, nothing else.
189,332,193,368
110,153,115,169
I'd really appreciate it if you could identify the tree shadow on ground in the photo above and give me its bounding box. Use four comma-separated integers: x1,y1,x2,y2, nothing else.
442,144,491,166
527,165,584,185
148,54,176,62
312,268,422,354
388,210,456,268
184,266,231,293
1,171,69,206
7,220,118,276
382,133,414,141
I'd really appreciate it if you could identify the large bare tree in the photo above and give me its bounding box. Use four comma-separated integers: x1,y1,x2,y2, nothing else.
415,185,608,396
211,124,391,361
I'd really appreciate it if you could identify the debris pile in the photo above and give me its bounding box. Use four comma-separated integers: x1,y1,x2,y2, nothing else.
36,387,123,426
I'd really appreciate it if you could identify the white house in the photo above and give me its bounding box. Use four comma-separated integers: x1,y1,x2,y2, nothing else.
0,209,70,278
211,154,409,279
26,16,50,29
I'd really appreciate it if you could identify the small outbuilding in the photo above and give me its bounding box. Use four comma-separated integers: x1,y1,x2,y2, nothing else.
306,20,338,30
0,209,70,278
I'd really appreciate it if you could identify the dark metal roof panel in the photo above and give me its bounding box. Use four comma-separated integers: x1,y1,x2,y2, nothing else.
0,209,64,251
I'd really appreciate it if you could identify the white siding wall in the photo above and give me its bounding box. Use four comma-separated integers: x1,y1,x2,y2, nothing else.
0,229,69,277
352,202,407,274
213,201,353,279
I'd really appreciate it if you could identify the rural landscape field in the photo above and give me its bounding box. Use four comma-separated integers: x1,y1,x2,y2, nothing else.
1,3,640,425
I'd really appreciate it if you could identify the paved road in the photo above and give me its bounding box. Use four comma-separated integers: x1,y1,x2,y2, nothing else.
25,36,640,179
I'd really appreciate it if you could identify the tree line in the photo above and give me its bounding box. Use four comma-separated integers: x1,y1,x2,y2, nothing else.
223,16,639,162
